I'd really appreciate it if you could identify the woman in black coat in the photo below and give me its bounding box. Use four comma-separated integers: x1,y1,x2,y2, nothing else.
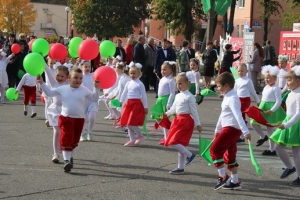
202,41,217,88
220,44,241,74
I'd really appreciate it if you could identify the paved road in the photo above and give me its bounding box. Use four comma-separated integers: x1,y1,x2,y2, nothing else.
0,90,299,200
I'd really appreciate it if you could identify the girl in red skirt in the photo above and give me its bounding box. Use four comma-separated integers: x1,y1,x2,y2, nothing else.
119,62,148,147
16,73,38,118
164,73,202,175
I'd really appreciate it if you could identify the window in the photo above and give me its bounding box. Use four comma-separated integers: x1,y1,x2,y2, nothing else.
238,0,245,8
236,25,240,37
241,25,244,37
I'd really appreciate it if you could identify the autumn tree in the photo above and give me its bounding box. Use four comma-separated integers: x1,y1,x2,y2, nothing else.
68,0,150,39
0,0,37,34
151,0,204,41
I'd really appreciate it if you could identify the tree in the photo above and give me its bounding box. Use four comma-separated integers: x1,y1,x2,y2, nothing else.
30,0,68,5
282,1,300,29
258,0,283,43
151,0,204,41
0,0,37,34
68,0,150,39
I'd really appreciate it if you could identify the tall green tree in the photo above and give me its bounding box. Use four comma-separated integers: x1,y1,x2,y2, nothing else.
258,0,283,43
68,0,150,38
282,1,300,29
151,0,204,41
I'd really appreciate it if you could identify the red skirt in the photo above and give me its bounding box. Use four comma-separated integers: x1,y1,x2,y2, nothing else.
120,99,145,126
165,114,194,147
239,97,251,120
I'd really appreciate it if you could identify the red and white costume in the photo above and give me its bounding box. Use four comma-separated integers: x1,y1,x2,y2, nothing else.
16,73,37,105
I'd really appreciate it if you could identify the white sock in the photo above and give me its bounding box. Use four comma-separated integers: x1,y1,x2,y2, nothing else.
267,127,276,151
231,174,238,184
53,126,61,155
0,86,4,100
31,106,36,114
178,151,185,169
251,124,265,139
127,126,136,141
292,147,300,177
217,167,226,177
87,111,96,133
24,105,28,111
163,128,168,140
276,144,293,169
62,150,72,161
172,144,192,158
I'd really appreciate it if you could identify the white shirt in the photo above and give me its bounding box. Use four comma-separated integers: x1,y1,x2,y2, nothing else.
0,55,12,71
45,66,56,85
186,70,201,94
277,68,289,89
120,78,148,108
215,89,249,136
112,74,131,100
283,87,300,128
234,76,260,103
104,73,119,94
16,73,37,91
41,84,100,118
82,73,94,92
158,74,176,108
261,84,282,112
166,90,201,126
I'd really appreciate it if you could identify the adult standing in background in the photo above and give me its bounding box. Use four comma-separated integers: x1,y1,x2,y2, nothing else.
248,42,264,94
202,41,218,88
125,38,134,65
263,40,276,65
0,30,6,49
144,38,156,91
167,41,177,62
3,33,18,87
18,33,29,53
178,40,190,72
188,41,195,60
114,39,126,62
133,35,146,84
220,44,241,74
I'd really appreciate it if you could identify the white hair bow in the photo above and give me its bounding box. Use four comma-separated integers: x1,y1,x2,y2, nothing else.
116,62,124,67
166,61,176,65
116,55,122,61
129,61,142,69
261,65,279,76
0,51,6,57
292,65,300,76
278,54,289,62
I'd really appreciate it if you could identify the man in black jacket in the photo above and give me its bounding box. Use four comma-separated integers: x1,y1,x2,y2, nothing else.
114,39,126,62
133,35,146,85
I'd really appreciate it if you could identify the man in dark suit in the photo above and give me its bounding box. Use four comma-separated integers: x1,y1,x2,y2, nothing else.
133,35,146,85
167,41,177,62
154,39,173,97
114,39,126,62
188,40,195,60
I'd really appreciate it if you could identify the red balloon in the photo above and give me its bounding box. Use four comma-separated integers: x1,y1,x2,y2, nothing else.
11,44,21,54
40,94,45,104
93,66,117,89
28,39,36,51
48,43,54,58
78,39,99,60
49,43,68,60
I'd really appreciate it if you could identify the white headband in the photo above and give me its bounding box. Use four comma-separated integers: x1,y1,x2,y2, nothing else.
261,65,279,76
291,65,300,76
129,61,142,69
116,62,124,67
165,61,176,65
278,55,289,62
115,55,122,61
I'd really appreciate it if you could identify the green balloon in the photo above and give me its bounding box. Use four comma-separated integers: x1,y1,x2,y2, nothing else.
69,37,83,52
111,99,121,107
100,40,116,58
17,69,25,79
68,48,78,58
23,53,45,76
6,88,19,101
32,38,50,56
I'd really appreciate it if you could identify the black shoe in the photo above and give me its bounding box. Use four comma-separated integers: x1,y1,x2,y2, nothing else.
24,111,27,116
222,181,242,190
262,150,277,156
169,168,184,175
185,153,196,166
31,113,37,118
280,167,296,179
237,138,245,144
210,85,216,92
256,135,268,147
291,177,300,186
64,160,73,172
155,95,158,98
214,175,230,190
70,157,74,168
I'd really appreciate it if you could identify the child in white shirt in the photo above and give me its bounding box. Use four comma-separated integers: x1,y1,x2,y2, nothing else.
0,51,14,103
211,72,251,190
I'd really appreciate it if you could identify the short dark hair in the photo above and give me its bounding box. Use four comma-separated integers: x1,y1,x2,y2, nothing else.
266,40,271,45
215,72,235,89
182,40,189,47
225,44,232,50
70,67,82,74
207,41,213,46
8,33,15,38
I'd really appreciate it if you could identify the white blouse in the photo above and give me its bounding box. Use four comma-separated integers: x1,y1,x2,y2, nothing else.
166,90,201,126
0,55,12,71
112,74,131,100
82,73,94,92
234,76,260,103
284,87,300,128
261,84,282,112
186,70,201,94
158,74,176,108
215,89,249,136
120,79,148,108
277,68,289,89
16,73,37,91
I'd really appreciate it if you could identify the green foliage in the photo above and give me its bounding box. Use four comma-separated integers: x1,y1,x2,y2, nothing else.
258,0,283,18
151,0,204,41
69,0,150,38
30,0,68,5
282,1,300,29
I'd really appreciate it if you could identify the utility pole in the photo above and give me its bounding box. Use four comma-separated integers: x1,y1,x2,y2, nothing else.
206,0,215,43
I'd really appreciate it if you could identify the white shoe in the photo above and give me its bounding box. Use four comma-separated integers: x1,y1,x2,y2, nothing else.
80,133,87,141
87,132,93,141
104,114,111,119
52,154,59,163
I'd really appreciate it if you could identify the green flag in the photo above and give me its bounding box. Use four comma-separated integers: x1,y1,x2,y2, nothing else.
150,104,163,120
199,137,214,166
215,0,232,17
200,88,217,96
202,0,211,14
248,140,262,176
142,115,149,138
230,67,240,80
110,99,121,107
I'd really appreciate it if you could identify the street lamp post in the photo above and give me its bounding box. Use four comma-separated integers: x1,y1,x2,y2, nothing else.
65,7,70,38
20,11,23,33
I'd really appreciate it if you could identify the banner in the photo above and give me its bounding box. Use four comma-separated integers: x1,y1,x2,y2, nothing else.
230,37,244,67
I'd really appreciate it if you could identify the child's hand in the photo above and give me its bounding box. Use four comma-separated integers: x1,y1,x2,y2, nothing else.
11,53,15,57
104,93,108,97
36,75,44,84
110,96,116,100
144,108,148,115
278,124,285,129
94,80,100,88
39,91,42,94
195,94,200,98
265,110,273,115
245,134,251,141
257,103,260,107
197,125,202,133
14,90,18,94
219,94,224,99
214,132,220,138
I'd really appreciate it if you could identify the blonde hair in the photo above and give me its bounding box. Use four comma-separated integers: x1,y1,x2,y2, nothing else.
129,65,142,78
238,63,247,69
162,61,177,77
56,66,69,76
176,72,189,83
286,70,300,80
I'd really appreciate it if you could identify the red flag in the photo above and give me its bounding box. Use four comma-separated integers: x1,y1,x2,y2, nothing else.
244,106,274,127
154,116,171,129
